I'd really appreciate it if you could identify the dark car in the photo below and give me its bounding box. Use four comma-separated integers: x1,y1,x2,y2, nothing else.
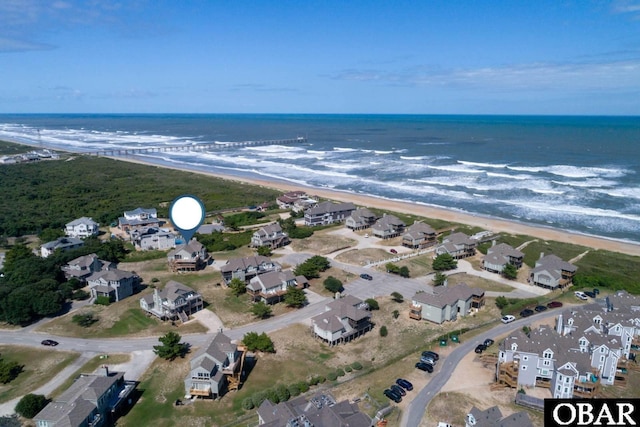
383,388,402,403
41,339,59,346
593,288,600,295
584,291,596,298
420,355,436,364
520,308,534,317
360,273,373,281
421,350,440,361
474,344,486,354
547,301,563,309
483,338,494,347
390,248,398,254
415,362,434,373
396,378,413,391
390,384,406,396
534,305,548,312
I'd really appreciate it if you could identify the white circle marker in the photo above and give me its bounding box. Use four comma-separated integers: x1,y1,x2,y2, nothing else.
169,195,205,242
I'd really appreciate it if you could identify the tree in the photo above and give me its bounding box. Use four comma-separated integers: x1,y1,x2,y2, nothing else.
385,262,400,274
390,291,404,303
284,287,306,308
432,253,457,271
323,276,343,293
392,310,400,319
251,301,272,319
0,355,23,384
153,331,189,361
257,246,272,256
72,312,99,327
495,296,509,309
502,263,518,280
307,256,331,272
399,266,410,278
379,325,388,337
365,298,379,310
228,278,247,297
15,394,48,419
433,271,447,287
243,331,275,353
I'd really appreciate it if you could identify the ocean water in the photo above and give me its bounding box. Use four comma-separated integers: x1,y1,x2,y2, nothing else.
1,114,639,244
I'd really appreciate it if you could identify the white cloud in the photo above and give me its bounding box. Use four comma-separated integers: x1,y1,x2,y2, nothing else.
0,37,54,52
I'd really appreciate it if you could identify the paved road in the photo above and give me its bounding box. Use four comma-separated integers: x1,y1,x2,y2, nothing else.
400,309,560,427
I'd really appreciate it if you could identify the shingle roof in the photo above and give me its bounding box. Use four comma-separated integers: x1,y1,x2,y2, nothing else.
412,283,483,309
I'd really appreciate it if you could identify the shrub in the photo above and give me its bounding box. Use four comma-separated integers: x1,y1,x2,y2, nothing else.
94,295,111,306
288,383,301,397
344,366,352,373
351,362,363,370
275,384,290,402
323,276,343,293
379,325,388,337
15,394,48,419
252,391,267,407
326,371,338,381
390,291,403,303
72,312,98,327
242,397,254,410
392,309,400,319
71,289,90,300
265,388,280,404
365,298,379,310
297,381,309,393
335,368,345,377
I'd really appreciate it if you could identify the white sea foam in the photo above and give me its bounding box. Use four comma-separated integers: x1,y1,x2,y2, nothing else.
552,179,617,188
591,187,640,200
486,172,532,180
458,160,508,168
427,164,485,174
508,164,628,179
400,155,429,160
333,147,357,152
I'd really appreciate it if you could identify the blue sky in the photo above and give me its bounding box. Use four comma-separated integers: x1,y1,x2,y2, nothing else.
2,0,640,114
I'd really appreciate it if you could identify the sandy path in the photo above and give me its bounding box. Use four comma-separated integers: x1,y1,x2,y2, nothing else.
114,155,640,257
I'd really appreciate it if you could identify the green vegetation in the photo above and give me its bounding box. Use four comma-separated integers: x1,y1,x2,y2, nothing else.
224,211,267,230
0,354,23,384
0,140,35,155
251,301,272,319
0,154,280,237
153,332,189,361
385,262,410,277
323,276,343,293
284,287,307,307
15,394,48,419
433,271,447,286
379,325,388,337
71,312,99,327
365,298,379,310
242,332,275,353
432,253,457,271
279,217,314,239
520,240,588,268
390,291,403,303
227,278,247,297
502,263,518,280
574,250,640,294
195,230,253,252
293,255,331,278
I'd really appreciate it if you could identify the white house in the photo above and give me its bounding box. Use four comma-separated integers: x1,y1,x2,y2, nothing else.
87,268,138,302
65,217,100,238
41,237,84,258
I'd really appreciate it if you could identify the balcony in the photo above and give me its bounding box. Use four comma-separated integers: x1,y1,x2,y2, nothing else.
409,306,422,320
189,386,212,397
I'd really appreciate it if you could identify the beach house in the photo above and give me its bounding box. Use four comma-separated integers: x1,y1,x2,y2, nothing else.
167,239,209,272
529,253,577,289
220,256,281,284
434,232,477,259
118,207,159,233
184,333,241,399
140,280,203,322
409,283,485,323
246,270,308,304
304,201,356,226
87,268,139,302
61,253,116,282
371,213,406,239
65,217,100,238
345,207,377,231
482,242,524,273
402,220,437,249
311,295,373,346
250,222,289,249
40,237,84,258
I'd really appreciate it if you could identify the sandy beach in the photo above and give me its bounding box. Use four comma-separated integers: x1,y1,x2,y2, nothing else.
113,154,640,257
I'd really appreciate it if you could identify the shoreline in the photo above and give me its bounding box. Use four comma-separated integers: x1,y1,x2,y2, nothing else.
117,154,640,257
4,137,640,257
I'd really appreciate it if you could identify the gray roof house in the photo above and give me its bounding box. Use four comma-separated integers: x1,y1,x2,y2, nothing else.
482,243,524,273
41,237,85,258
247,270,308,304
65,217,100,238
87,268,138,302
131,227,176,251
61,253,116,281
311,295,373,346
118,207,159,232
257,392,371,427
409,283,485,323
167,239,209,272
434,232,477,259
34,366,135,427
345,208,377,231
250,222,290,249
465,405,534,427
220,256,281,284
304,201,356,226
402,221,437,249
529,253,577,289
496,292,640,398
371,213,406,239
184,332,240,399
140,280,203,322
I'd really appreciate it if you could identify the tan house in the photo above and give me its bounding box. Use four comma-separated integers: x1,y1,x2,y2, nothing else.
402,221,437,249
61,253,116,282
304,201,356,226
482,243,524,273
250,223,289,249
409,283,485,323
371,213,406,239
434,232,476,259
246,270,308,304
140,280,203,322
167,239,209,272
529,254,577,289
345,207,377,230
311,295,373,346
88,268,139,302
220,256,281,284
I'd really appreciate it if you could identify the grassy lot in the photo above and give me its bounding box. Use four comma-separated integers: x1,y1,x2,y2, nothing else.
35,296,207,338
520,240,589,268
574,249,640,293
334,248,389,266
117,295,504,426
0,346,79,403
50,353,131,398
290,229,357,255
446,273,515,293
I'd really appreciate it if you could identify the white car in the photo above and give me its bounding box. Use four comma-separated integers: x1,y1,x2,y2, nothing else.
574,291,588,300
501,315,516,324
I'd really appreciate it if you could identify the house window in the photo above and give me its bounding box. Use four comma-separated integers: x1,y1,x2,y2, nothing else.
564,387,569,393
543,360,550,366
523,356,528,361
522,366,527,371
565,377,570,383
600,355,605,362
544,351,553,359
542,369,549,375
600,347,605,353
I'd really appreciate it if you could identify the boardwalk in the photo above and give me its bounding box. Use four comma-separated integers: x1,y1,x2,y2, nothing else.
88,136,307,157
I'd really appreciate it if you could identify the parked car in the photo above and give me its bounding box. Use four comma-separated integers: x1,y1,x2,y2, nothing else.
547,301,563,309
360,273,373,281
420,355,436,365
421,350,440,361
41,339,59,346
390,384,406,396
390,248,398,254
396,378,413,391
483,338,494,347
575,291,588,300
501,315,516,324
415,362,434,373
520,308,534,317
474,344,486,354
383,388,402,403
584,291,596,298
534,305,548,312
593,288,600,295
